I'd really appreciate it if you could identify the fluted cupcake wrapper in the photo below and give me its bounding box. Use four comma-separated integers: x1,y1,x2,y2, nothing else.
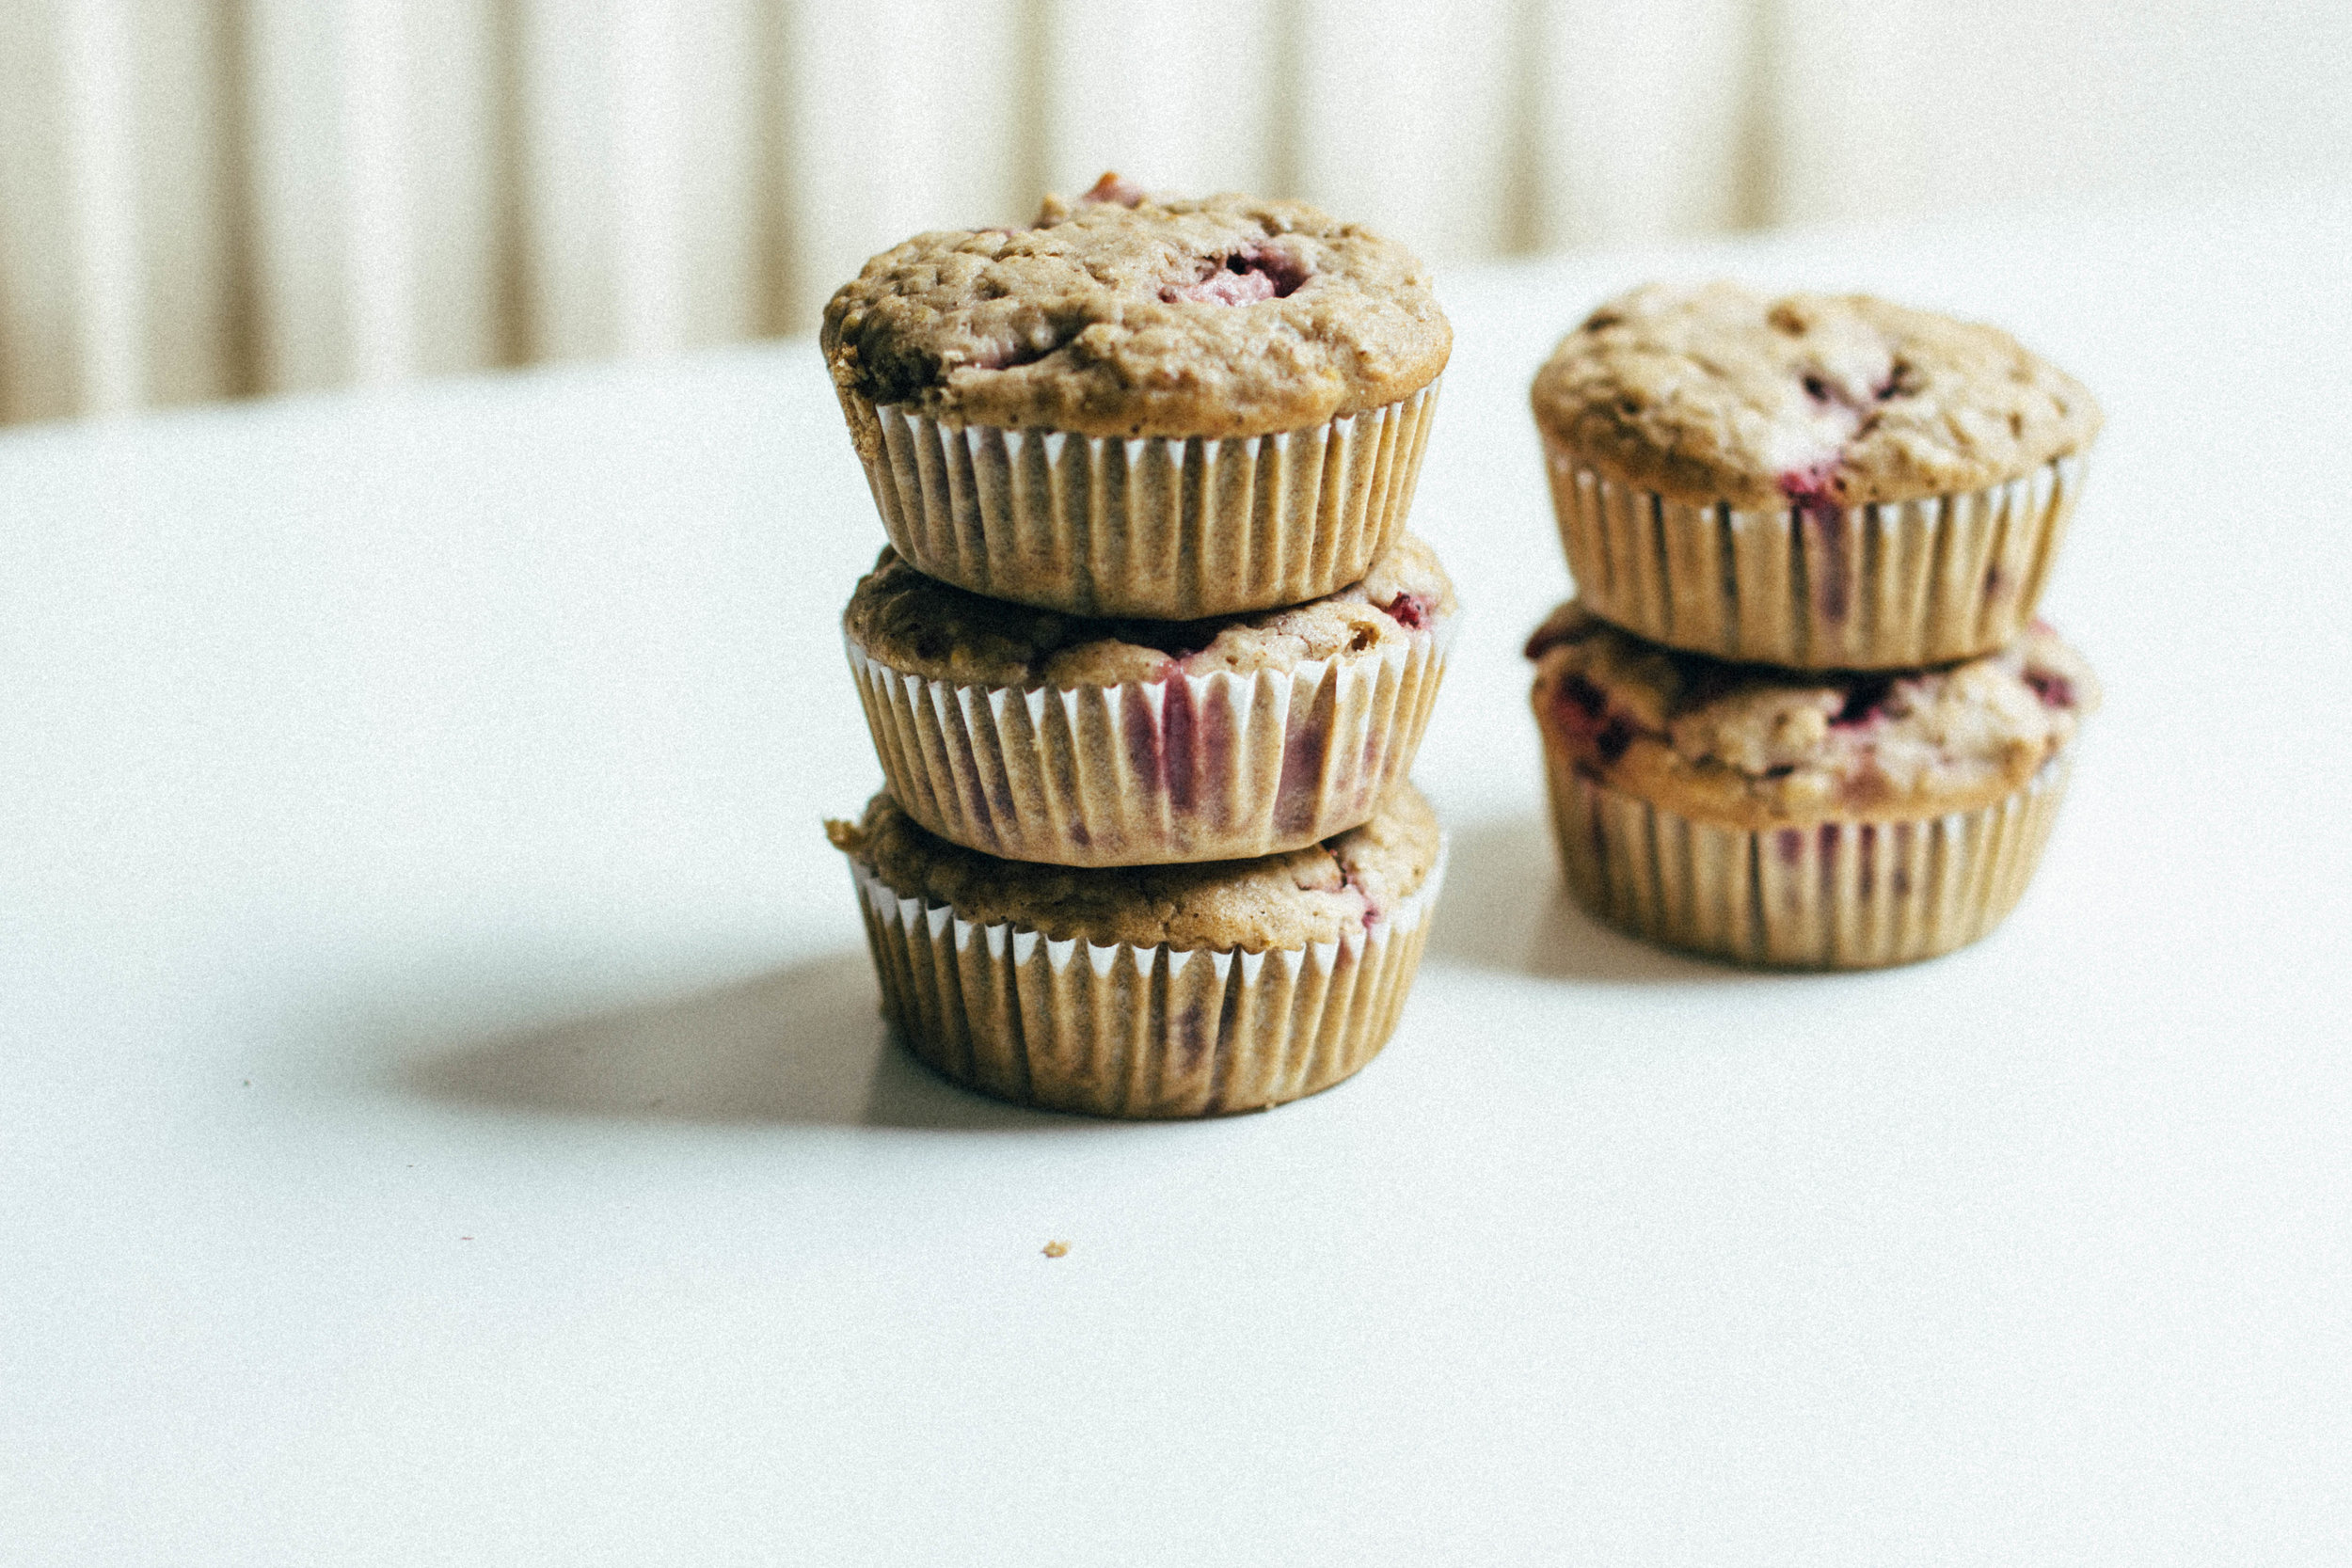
847,842,1447,1118
1544,445,2087,669
845,618,1454,867
842,381,1440,620
1542,750,2074,970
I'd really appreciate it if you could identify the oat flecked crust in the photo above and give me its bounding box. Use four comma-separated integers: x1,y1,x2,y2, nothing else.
1532,281,2100,509
1526,602,2097,831
831,784,1448,1117
842,537,1456,866
1528,603,2095,970
823,181,1452,441
828,784,1441,955
845,533,1455,690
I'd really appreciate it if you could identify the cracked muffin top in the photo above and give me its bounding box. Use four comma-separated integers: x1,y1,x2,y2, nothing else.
1531,281,2100,509
821,173,1452,440
845,532,1454,689
1526,601,2097,827
829,782,1441,952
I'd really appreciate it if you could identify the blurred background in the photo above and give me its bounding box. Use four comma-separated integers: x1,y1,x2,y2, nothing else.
1,0,2346,427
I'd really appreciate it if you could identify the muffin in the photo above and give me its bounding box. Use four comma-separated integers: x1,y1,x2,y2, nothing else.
827,783,1447,1117
845,532,1455,867
1532,282,2100,669
1525,602,2098,968
821,173,1452,619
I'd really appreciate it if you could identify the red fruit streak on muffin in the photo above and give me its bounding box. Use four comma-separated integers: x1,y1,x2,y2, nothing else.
1336,857,1381,929
1778,365,1907,622
1549,673,1638,765
1774,823,1844,868
1160,246,1311,306
1382,592,1437,631
1830,678,1894,729
1778,463,1851,624
1169,1000,1215,1069
1160,669,1200,811
2024,670,2075,707
1120,663,1245,814
1273,704,1335,835
1165,268,1279,306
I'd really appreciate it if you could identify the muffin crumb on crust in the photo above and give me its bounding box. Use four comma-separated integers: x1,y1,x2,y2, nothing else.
1531,281,2100,508
828,784,1442,953
1526,602,2097,828
821,178,1451,439
845,533,1455,689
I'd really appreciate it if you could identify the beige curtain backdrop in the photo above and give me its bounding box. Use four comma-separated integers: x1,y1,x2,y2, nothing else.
1,0,2347,425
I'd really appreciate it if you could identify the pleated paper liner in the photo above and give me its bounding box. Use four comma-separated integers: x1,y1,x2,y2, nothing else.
1543,445,2088,669
846,844,1447,1119
839,380,1439,620
1542,748,2074,970
845,615,1454,867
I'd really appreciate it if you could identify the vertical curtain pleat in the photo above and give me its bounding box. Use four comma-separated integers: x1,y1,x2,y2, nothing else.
783,0,1030,331
1762,0,1930,228
242,0,353,390
3,0,2348,424
134,0,245,407
512,0,622,361
1291,0,1526,265
404,0,504,377
1044,0,1280,199
516,0,763,362
60,0,144,415
664,0,763,354
0,4,75,422
0,0,135,420
1534,0,1767,245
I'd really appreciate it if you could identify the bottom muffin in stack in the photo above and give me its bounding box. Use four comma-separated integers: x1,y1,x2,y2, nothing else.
1525,603,2097,969
828,785,1445,1118
827,534,1458,1117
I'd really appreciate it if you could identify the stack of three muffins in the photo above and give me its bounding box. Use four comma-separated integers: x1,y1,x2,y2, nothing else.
1524,284,2104,969
819,180,1457,1117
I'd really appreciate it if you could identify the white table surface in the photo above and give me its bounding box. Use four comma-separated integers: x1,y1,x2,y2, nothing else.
8,186,2351,1566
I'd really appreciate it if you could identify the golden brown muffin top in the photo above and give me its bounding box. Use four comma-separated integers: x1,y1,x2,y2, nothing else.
1531,281,2101,509
1527,602,2098,828
828,783,1442,952
821,174,1452,440
844,532,1455,690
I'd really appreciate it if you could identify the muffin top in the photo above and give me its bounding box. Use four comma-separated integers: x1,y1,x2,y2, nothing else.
1530,281,2101,509
821,173,1452,441
846,532,1455,689
829,783,1442,952
1526,602,2097,827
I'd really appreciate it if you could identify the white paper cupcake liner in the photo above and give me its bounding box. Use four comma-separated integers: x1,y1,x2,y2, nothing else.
1544,444,2087,669
846,842,1447,1118
1542,750,2074,969
844,381,1440,620
845,617,1454,866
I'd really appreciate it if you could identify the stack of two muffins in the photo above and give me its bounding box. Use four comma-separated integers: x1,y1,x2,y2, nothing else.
1523,284,2105,968
819,181,1458,1117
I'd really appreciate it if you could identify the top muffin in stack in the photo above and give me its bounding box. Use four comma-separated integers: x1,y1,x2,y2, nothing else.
1532,282,2099,670
819,176,1457,1117
823,171,1450,619
1524,282,2104,968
